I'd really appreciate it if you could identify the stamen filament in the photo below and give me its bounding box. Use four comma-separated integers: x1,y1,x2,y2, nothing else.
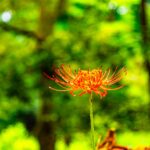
48,86,71,92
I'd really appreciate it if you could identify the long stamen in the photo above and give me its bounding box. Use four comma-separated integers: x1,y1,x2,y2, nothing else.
109,66,118,79
43,72,53,80
104,68,111,80
55,69,70,82
100,85,124,90
101,70,107,80
49,86,71,92
55,82,70,90
61,64,75,79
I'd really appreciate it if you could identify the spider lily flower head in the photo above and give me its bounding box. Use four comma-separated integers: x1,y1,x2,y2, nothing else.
44,64,127,98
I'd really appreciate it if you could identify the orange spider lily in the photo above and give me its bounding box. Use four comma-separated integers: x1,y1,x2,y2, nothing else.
44,64,127,97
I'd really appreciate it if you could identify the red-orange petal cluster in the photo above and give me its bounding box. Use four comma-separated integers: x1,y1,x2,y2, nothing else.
44,64,127,97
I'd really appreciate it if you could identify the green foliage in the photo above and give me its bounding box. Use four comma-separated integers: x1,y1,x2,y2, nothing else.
0,0,149,149
118,131,150,147
0,123,39,150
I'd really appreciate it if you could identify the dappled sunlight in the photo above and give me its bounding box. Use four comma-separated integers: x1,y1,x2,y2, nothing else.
0,123,40,150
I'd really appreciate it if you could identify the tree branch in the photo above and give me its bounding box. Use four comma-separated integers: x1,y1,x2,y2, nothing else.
140,0,150,120
140,0,148,43
0,22,43,42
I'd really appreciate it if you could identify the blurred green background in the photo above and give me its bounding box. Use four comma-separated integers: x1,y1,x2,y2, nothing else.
0,0,149,150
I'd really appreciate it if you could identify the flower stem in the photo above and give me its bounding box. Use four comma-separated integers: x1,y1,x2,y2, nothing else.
89,92,95,150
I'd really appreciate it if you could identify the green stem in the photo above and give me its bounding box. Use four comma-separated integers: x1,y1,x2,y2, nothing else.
89,92,95,150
